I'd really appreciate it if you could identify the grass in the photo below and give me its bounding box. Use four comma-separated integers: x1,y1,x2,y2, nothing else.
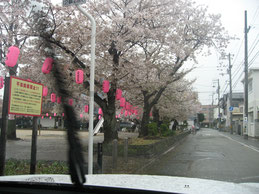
128,138,161,145
5,159,69,175
117,130,182,146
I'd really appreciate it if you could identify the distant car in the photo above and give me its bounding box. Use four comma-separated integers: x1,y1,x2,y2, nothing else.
119,121,135,132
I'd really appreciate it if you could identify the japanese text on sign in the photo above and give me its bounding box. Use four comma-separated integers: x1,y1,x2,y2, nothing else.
8,77,43,116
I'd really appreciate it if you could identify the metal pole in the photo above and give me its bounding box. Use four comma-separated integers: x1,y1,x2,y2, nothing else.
0,76,10,176
244,10,249,139
76,5,96,174
211,93,214,128
229,53,233,134
30,117,38,174
218,79,220,130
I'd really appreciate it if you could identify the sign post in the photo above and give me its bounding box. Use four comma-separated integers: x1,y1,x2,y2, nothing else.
8,77,43,116
8,77,43,175
0,76,10,176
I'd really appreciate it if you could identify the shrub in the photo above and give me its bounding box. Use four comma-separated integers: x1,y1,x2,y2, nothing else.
147,122,158,136
160,123,168,136
160,123,176,137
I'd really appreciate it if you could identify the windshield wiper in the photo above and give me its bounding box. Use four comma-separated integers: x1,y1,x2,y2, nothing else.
53,62,86,186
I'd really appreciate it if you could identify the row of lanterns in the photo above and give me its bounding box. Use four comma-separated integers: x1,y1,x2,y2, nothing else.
2,46,142,119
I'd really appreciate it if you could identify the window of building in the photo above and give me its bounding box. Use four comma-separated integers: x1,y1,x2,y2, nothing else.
248,80,253,93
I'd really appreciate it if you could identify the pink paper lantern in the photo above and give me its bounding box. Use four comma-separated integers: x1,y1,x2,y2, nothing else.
84,105,89,113
69,99,73,106
120,109,124,114
75,70,84,84
80,114,83,118
42,57,53,74
41,116,44,119
49,116,52,120
51,93,56,103
62,113,64,117
5,46,20,67
126,102,130,110
54,113,56,116
43,86,48,97
46,113,49,116
120,97,125,107
0,77,4,89
118,114,121,118
102,80,110,93
116,89,122,100
116,115,118,118
98,108,103,115
57,96,61,104
98,115,102,120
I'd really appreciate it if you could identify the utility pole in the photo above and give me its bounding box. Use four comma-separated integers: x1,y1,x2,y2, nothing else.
228,53,233,134
217,79,221,130
210,93,215,128
244,10,250,139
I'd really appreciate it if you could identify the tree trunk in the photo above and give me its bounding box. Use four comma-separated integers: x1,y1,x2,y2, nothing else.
140,110,150,137
153,106,160,125
7,120,17,140
102,88,118,144
140,98,152,137
103,111,118,144
140,87,167,137
7,67,17,140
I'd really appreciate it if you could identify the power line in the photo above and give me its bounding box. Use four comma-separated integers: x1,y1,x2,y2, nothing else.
249,49,259,67
233,71,243,89
248,33,259,57
229,8,259,92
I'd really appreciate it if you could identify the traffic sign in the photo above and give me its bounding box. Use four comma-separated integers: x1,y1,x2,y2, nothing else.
63,0,86,6
229,106,234,112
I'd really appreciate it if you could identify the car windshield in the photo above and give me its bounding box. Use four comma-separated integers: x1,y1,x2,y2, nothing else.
0,0,259,193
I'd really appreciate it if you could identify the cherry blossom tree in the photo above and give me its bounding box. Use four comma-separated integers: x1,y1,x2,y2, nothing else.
155,81,200,122
0,0,49,139
18,0,230,142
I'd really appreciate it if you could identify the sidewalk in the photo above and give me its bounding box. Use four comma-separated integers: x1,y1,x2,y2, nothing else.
218,130,259,151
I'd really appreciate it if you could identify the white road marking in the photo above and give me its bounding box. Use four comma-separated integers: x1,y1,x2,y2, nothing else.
219,134,259,153
163,146,176,155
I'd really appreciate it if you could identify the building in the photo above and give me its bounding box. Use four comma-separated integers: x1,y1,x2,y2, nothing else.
245,68,259,137
199,105,217,127
221,92,243,134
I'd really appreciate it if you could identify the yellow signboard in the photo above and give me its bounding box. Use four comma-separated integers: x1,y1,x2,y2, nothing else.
8,77,43,116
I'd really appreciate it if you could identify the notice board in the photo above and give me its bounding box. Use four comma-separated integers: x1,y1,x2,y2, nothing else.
8,77,43,116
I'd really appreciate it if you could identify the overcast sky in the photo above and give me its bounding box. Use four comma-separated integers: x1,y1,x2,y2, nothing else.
185,0,259,105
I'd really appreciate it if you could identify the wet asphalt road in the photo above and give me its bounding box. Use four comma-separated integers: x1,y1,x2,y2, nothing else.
141,128,259,183
6,130,138,161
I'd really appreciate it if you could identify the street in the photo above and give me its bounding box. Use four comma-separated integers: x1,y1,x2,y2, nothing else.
141,128,259,183
6,130,138,161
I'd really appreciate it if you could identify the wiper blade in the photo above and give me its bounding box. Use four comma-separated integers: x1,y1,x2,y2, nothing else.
53,64,86,186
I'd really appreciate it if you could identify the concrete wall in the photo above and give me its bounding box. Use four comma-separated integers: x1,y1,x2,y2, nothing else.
247,70,259,137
